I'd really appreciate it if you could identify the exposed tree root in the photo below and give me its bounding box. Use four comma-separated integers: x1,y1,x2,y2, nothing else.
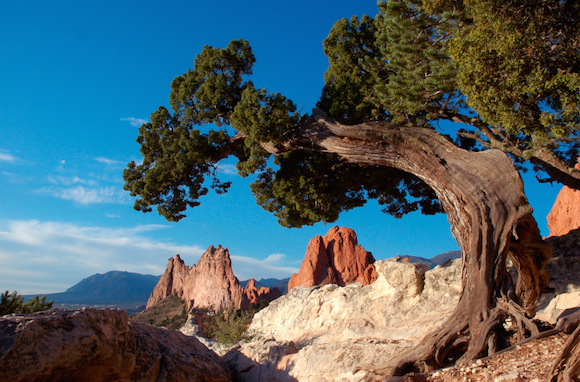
550,312,580,382
388,214,551,377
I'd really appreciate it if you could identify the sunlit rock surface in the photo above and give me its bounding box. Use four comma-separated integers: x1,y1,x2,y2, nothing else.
147,245,243,311
0,308,231,382
225,258,462,381
287,226,378,291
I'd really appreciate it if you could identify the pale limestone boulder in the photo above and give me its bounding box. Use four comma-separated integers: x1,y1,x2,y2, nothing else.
0,308,231,382
226,257,463,381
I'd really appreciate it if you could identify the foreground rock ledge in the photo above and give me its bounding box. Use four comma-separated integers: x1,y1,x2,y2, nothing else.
0,307,231,382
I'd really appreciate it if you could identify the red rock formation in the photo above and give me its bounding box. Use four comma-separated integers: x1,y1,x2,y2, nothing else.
241,279,282,309
547,159,580,237
146,254,190,308
288,226,378,290
147,245,243,311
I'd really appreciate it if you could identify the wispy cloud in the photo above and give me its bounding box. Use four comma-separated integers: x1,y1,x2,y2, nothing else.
218,163,239,175
39,185,128,205
48,175,97,187
0,220,297,294
121,117,149,127
0,220,205,294
95,157,122,166
231,254,298,281
0,149,16,162
41,163,129,205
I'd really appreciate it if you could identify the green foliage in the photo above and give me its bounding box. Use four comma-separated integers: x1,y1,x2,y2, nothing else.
124,0,580,226
374,0,462,124
448,0,580,138
170,39,256,127
203,307,255,346
318,15,385,124
251,151,440,227
231,84,300,177
0,291,53,315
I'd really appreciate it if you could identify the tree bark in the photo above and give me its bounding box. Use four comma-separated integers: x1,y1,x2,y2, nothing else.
264,111,552,374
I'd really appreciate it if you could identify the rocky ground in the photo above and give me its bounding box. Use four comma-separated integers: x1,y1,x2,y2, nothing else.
393,332,570,382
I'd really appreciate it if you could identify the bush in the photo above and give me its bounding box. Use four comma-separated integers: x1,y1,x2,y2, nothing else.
203,307,255,346
0,291,53,315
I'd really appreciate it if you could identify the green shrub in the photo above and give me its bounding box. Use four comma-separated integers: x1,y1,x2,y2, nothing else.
0,291,53,315
203,307,255,346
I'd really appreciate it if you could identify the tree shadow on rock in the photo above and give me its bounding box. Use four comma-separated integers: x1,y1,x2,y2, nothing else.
223,340,299,382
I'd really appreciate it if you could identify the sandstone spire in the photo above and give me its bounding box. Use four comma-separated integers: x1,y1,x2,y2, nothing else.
547,158,580,237
146,245,243,311
288,226,378,290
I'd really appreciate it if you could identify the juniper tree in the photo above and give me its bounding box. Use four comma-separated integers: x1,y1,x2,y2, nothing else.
124,0,580,379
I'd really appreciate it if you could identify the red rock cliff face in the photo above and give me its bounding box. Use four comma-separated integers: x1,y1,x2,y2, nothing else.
547,159,580,237
146,245,243,311
288,226,378,290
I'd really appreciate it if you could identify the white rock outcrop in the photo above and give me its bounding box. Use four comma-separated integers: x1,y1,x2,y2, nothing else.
224,257,463,382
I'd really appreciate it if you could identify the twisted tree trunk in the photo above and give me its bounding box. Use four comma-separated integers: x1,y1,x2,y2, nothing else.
263,112,553,373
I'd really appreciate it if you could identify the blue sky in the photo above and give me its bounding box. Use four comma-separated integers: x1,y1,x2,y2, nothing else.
0,1,562,294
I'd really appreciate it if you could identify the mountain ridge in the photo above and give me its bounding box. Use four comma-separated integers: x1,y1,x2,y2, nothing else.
24,271,160,313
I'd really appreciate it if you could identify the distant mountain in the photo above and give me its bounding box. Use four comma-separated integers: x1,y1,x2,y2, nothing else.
240,277,291,295
25,271,160,313
262,278,291,295
404,250,461,269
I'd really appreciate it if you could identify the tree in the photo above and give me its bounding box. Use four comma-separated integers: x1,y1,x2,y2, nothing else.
123,1,580,379
0,291,53,315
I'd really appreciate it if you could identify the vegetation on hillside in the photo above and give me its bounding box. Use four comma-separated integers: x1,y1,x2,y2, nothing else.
130,294,188,329
202,301,269,346
133,294,271,346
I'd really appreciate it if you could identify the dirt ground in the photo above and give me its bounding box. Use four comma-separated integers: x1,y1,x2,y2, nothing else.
395,331,572,382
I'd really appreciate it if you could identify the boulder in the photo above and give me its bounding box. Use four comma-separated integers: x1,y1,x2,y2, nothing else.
225,257,463,381
147,245,243,312
287,226,378,290
0,308,231,382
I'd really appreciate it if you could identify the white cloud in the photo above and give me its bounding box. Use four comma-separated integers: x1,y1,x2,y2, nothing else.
1,171,26,184
95,157,122,166
231,254,298,281
48,175,97,186
39,185,128,205
0,219,298,294
0,149,16,162
218,163,239,175
121,117,149,127
0,220,206,294
263,253,286,263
